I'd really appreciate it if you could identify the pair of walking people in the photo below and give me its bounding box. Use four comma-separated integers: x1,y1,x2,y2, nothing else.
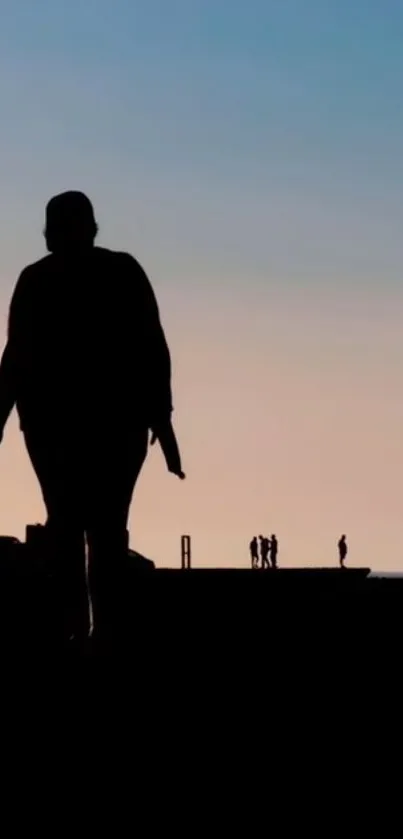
0,191,184,641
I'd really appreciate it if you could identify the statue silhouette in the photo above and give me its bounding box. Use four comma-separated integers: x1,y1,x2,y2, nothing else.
249,536,259,569
0,191,183,641
338,534,348,569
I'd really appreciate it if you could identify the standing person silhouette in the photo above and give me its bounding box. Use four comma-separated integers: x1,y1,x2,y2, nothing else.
249,536,259,569
338,535,348,569
259,535,270,569
0,191,183,642
269,534,278,569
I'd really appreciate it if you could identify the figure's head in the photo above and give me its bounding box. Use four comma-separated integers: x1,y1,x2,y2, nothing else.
259,534,263,540
271,534,276,540
341,534,346,541
44,191,98,254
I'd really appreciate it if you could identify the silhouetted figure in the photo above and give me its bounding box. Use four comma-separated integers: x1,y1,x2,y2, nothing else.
269,534,278,570
338,535,348,569
259,535,270,569
250,536,259,569
0,191,183,642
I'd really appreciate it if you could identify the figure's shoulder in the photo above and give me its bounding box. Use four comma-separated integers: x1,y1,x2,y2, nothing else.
94,248,150,295
95,247,146,273
18,254,54,280
13,256,54,299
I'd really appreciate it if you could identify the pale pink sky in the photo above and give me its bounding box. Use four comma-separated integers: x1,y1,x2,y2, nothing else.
0,279,402,572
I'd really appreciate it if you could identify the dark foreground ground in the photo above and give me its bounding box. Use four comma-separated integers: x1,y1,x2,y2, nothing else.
0,564,401,661
0,564,398,753
0,568,389,797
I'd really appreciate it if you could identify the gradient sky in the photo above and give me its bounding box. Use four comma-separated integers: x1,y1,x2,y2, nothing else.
0,0,402,569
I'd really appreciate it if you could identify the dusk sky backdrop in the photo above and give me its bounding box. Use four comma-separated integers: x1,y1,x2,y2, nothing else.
0,0,402,569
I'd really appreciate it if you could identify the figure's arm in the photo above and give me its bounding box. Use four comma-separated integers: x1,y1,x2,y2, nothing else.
143,275,173,424
156,421,186,479
125,255,173,425
123,254,185,477
0,270,29,437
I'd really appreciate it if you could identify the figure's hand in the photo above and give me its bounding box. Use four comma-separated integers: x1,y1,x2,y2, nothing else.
172,467,186,480
150,419,186,480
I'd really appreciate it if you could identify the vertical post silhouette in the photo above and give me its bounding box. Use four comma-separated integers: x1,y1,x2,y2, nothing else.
181,535,191,570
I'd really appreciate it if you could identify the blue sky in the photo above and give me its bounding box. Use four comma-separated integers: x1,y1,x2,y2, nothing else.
0,0,402,289
0,1,402,568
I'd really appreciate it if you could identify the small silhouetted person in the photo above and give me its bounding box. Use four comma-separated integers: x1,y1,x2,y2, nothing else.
0,191,183,641
338,535,348,569
269,534,278,569
259,535,270,569
250,536,259,569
